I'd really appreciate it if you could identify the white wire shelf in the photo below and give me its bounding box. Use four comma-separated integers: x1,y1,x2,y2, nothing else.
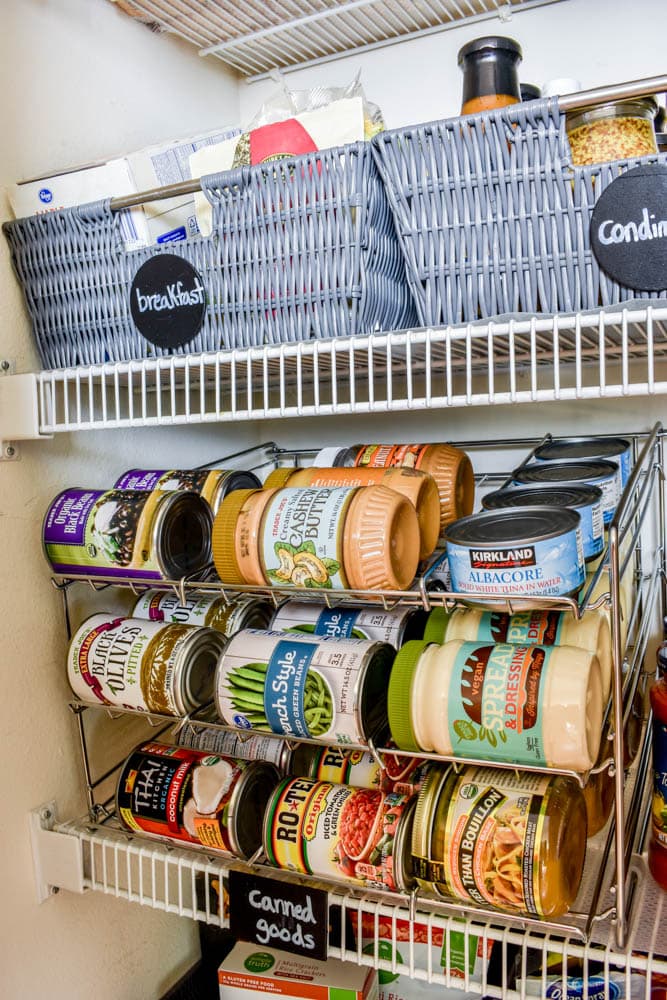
22,302,667,437
114,0,567,80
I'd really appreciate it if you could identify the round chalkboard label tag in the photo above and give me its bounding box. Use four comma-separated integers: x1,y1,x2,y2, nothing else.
130,254,206,349
590,163,667,292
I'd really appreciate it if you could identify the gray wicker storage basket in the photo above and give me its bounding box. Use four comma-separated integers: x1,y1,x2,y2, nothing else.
372,97,667,327
3,141,416,369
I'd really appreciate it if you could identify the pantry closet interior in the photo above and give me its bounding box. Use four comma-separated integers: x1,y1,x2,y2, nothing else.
1,0,666,997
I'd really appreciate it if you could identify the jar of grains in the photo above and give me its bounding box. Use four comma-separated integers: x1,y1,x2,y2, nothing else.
566,97,658,166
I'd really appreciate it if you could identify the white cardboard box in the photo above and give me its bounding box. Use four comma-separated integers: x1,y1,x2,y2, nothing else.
218,942,378,1000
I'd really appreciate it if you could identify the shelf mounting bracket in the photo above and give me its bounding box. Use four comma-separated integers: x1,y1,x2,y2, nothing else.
0,361,50,460
30,801,86,903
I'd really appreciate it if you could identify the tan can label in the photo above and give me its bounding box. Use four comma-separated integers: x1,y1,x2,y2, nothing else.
414,768,550,916
264,777,410,891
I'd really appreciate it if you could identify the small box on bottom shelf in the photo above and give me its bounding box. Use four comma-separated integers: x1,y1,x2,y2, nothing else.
218,941,378,999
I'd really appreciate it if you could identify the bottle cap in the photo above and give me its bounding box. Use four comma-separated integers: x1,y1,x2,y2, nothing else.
387,640,427,751
343,485,421,591
211,488,258,583
423,445,475,531
541,78,582,98
458,35,522,64
422,607,452,643
377,469,441,560
314,446,346,467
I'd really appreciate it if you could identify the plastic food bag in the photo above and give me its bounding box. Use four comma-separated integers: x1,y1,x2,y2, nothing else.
190,72,385,236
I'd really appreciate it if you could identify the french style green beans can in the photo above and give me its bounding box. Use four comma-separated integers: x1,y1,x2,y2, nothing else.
215,628,394,745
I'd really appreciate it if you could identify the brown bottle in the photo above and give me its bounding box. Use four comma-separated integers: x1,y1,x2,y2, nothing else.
458,35,522,116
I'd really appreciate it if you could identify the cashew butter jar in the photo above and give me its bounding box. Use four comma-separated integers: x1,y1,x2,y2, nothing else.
264,465,440,560
212,485,420,592
424,604,612,698
387,638,604,771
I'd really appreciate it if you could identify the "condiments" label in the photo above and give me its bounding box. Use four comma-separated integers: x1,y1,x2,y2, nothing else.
414,768,550,916
448,643,549,765
260,488,354,590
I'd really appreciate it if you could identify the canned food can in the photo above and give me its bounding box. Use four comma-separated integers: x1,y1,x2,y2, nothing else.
68,614,225,715
177,723,292,772
290,744,429,797
444,507,585,599
114,468,261,514
133,590,273,634
482,484,604,562
43,487,212,580
270,600,428,647
512,460,620,526
215,628,394,744
117,740,279,859
532,436,632,489
263,776,416,892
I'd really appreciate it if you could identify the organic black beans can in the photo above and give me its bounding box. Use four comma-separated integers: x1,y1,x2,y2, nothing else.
215,628,394,745
67,614,225,715
117,741,279,858
263,776,416,892
43,487,212,581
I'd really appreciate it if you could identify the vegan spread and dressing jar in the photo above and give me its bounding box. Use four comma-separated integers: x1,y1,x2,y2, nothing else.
212,484,421,592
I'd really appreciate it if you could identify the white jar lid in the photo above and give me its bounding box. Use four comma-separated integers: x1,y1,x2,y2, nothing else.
541,77,582,98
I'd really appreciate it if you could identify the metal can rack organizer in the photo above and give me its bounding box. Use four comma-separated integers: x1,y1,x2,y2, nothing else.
41,427,664,962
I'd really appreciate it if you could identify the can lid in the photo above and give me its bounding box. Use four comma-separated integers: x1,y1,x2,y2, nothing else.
263,467,296,490
482,483,602,512
533,437,630,464
422,607,452,644
387,640,428,752
212,488,258,583
513,460,619,486
458,35,522,63
344,486,421,591
445,505,580,547
314,446,346,466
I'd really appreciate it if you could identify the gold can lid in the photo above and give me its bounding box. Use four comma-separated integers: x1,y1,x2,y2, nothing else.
212,488,258,583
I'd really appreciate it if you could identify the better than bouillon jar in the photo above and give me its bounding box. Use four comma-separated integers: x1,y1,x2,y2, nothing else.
68,614,225,715
263,776,416,893
43,487,212,581
117,740,279,859
412,764,587,918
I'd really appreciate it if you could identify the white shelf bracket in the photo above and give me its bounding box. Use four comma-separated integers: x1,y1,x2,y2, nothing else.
0,362,50,460
29,802,86,903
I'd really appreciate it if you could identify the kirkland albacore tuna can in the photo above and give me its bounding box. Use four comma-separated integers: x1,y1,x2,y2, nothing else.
43,487,212,581
444,507,585,599
67,614,225,715
117,740,279,859
269,600,428,648
263,776,416,892
114,468,261,514
177,723,293,773
482,484,604,562
512,460,620,526
215,628,394,745
289,743,430,797
133,589,272,634
532,436,632,489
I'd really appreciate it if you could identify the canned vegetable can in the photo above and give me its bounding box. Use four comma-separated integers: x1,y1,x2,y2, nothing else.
133,590,272,634
43,487,212,580
215,628,393,744
290,743,430,797
263,776,416,892
270,600,429,647
67,614,224,715
114,468,261,513
117,740,279,859
177,723,293,772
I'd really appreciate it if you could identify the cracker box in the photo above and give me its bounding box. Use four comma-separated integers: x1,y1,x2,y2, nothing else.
218,942,378,1000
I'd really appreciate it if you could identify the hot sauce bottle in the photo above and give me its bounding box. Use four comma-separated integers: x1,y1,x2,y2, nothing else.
649,641,667,890
457,35,522,116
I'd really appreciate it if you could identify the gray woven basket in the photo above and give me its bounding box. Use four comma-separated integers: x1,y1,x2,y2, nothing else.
4,141,416,369
372,97,667,327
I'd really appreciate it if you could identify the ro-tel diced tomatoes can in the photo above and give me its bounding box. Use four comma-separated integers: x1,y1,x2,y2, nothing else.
263,776,416,892
67,614,225,715
114,468,261,515
42,487,212,581
215,628,394,745
290,743,430,797
117,741,279,859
